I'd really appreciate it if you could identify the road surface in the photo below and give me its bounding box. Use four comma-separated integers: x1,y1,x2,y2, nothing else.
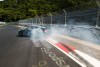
0,25,82,67
0,25,100,67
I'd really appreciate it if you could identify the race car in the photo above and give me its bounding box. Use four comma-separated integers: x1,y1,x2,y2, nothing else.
17,27,31,37
17,25,52,37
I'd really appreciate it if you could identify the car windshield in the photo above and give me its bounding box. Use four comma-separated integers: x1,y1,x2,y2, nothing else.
0,0,100,67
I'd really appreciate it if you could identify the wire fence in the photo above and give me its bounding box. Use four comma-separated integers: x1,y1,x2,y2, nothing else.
18,8,100,27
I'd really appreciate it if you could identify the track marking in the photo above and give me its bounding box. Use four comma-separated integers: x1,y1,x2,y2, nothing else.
54,34,100,50
45,38,87,67
39,60,47,66
75,50,100,67
46,38,100,67
55,43,69,53
41,48,70,67
32,60,48,67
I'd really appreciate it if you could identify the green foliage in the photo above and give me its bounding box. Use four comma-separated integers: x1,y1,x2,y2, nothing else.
0,0,97,22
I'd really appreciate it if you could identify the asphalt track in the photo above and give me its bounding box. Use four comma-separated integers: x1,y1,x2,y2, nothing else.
0,25,83,67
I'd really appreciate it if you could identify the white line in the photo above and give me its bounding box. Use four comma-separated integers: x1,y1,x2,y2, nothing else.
45,38,87,67
46,37,100,67
55,34,100,50
75,50,100,67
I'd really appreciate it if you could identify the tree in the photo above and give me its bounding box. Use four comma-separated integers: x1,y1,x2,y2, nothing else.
0,0,97,22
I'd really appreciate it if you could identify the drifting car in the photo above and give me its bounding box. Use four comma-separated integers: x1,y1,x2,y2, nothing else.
17,25,52,37
17,27,32,37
